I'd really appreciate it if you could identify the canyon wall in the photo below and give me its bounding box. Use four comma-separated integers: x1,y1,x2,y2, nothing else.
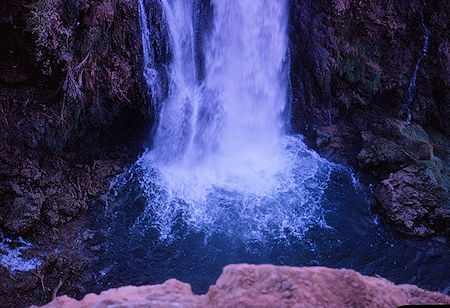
0,2,157,306
0,0,162,239
288,0,449,237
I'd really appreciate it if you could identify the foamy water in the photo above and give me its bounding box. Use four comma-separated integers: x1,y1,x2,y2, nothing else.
131,136,333,242
0,237,41,273
132,0,307,242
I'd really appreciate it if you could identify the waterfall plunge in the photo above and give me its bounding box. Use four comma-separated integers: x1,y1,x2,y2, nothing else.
141,0,292,197
133,0,332,241
201,1,288,157
91,2,448,292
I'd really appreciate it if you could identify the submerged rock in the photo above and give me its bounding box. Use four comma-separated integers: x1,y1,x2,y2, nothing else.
34,264,450,308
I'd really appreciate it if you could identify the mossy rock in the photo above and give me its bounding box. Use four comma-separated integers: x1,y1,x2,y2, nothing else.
339,55,381,94
337,40,381,95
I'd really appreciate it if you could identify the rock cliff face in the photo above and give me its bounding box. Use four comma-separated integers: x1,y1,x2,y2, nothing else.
0,0,161,238
34,264,450,308
0,1,160,306
289,0,449,139
288,0,449,237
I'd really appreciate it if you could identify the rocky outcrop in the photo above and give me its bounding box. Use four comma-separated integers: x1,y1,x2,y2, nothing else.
288,0,450,237
0,84,140,237
374,163,448,237
352,118,449,237
357,119,434,177
0,0,168,239
358,119,449,237
0,252,87,308
34,264,450,308
4,194,44,235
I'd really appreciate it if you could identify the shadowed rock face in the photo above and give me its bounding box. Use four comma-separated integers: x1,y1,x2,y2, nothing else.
288,0,449,237
34,264,450,308
289,0,449,140
375,163,448,237
0,0,160,239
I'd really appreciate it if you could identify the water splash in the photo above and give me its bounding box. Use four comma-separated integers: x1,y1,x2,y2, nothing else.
125,0,343,243
132,136,334,242
0,237,41,273
405,0,430,124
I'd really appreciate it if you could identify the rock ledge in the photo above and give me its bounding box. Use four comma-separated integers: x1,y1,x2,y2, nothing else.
34,264,449,308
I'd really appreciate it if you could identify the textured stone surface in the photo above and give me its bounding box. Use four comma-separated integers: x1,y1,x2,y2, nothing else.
375,163,449,236
356,118,450,237
0,0,154,239
4,194,43,235
357,118,434,177
288,0,449,237
34,264,450,308
289,0,449,138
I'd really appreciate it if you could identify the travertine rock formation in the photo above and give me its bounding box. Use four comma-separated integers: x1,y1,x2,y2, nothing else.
35,264,450,308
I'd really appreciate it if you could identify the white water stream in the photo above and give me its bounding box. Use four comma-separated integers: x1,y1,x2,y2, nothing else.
133,0,333,242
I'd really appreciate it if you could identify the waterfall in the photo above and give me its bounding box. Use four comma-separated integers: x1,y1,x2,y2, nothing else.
144,0,199,162
138,0,162,110
140,0,293,198
200,1,288,156
149,0,289,164
91,1,448,293
405,0,430,124
130,0,333,242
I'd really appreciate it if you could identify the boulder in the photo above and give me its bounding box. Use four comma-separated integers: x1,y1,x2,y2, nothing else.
358,118,434,177
374,163,449,237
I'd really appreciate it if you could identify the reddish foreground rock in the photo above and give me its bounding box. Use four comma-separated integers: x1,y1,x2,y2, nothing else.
34,264,449,308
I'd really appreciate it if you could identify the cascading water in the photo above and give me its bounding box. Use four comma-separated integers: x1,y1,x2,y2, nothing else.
151,0,288,167
138,0,162,110
135,0,329,241
405,0,430,124
90,0,449,295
